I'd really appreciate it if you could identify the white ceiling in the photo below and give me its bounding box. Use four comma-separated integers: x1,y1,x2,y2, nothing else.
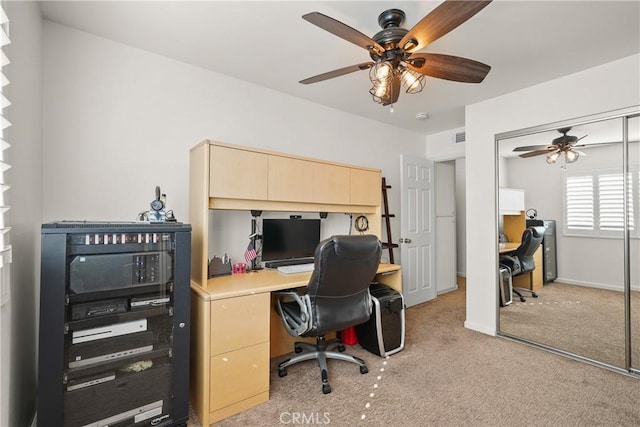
39,1,640,135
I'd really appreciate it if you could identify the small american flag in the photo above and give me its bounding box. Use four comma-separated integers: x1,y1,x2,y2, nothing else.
244,240,257,263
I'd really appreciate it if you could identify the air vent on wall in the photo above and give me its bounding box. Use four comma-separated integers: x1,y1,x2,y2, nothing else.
453,130,466,144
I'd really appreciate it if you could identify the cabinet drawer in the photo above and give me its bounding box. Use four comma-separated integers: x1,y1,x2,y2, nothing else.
210,342,270,411
210,293,270,355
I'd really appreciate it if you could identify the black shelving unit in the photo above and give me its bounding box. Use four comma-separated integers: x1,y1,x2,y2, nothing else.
527,219,557,283
38,222,191,427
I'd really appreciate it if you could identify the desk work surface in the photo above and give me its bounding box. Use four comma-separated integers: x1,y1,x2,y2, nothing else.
191,263,401,301
499,242,520,254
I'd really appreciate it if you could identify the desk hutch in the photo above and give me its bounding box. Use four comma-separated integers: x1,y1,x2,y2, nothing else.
188,141,402,425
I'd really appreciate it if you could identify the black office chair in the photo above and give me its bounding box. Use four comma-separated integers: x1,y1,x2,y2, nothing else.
499,226,545,302
275,235,382,394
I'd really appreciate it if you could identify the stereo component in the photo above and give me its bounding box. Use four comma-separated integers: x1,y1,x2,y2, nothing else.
69,252,172,294
130,295,171,309
66,372,116,392
67,331,154,368
72,318,148,344
71,298,128,320
85,399,165,427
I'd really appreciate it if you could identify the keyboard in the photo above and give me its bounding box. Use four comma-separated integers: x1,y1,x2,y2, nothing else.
277,264,315,274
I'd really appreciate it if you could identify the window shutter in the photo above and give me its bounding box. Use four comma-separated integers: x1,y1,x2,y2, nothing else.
598,174,625,230
0,3,10,307
597,173,634,231
566,175,594,230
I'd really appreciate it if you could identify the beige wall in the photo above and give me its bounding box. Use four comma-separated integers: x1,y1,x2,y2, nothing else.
3,2,43,427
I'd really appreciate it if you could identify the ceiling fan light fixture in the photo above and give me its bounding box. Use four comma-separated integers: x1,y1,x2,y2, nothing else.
370,62,393,82
400,66,425,94
369,83,390,104
546,152,560,164
565,149,579,163
369,62,394,103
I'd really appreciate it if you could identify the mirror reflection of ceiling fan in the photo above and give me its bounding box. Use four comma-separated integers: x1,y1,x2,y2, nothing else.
299,0,493,106
513,127,588,164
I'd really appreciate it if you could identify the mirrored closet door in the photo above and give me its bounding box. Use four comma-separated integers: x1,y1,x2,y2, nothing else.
629,115,640,372
497,108,640,372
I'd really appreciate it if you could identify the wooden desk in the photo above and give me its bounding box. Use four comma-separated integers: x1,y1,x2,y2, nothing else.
498,243,543,291
499,242,520,253
189,263,402,426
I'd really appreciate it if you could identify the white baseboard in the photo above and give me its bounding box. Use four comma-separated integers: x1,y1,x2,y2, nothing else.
437,285,458,295
555,277,640,292
464,320,496,336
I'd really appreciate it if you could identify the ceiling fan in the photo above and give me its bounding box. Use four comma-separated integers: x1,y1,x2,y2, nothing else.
513,127,588,164
299,1,493,106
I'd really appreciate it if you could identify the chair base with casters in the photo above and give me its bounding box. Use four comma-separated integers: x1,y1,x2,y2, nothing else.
499,263,538,303
277,335,368,394
513,285,538,303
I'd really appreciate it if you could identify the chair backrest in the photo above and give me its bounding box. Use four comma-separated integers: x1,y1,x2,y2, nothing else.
305,235,382,336
514,226,545,272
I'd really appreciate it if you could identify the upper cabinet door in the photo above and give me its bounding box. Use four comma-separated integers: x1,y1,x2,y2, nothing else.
313,163,350,205
267,156,314,202
350,169,380,206
499,188,525,215
209,145,268,200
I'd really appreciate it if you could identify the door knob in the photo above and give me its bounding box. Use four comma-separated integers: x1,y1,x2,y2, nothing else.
400,238,412,243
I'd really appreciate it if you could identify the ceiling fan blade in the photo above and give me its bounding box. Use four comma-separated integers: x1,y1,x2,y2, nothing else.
407,53,490,83
520,149,555,158
303,12,384,53
574,139,639,148
382,75,401,106
299,62,373,85
399,0,492,52
512,144,554,152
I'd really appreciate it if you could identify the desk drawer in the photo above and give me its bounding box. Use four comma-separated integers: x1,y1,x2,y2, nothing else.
210,341,270,411
210,293,270,355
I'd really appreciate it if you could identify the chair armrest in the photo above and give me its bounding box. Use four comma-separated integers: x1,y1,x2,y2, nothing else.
500,255,521,276
275,290,312,337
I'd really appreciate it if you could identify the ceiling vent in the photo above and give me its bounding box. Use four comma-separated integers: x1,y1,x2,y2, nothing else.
453,130,466,144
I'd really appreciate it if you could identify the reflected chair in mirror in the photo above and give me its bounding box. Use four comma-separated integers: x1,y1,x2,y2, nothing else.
499,226,545,302
275,235,382,394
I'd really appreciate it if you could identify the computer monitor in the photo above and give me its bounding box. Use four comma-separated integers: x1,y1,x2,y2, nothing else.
262,219,321,262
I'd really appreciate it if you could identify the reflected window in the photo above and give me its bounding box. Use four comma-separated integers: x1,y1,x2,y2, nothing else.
564,168,636,236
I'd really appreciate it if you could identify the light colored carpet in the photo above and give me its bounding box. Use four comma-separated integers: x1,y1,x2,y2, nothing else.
188,279,640,426
500,281,640,367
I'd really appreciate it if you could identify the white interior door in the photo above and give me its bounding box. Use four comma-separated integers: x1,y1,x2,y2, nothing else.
400,155,436,307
